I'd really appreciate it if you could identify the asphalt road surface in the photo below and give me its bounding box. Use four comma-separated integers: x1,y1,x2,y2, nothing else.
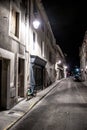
9,78,87,130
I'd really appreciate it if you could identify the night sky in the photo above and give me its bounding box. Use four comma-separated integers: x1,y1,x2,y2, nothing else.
42,0,87,70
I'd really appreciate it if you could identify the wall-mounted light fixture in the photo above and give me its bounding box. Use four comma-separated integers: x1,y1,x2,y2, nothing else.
33,19,40,29
63,65,68,69
85,65,87,69
58,60,61,65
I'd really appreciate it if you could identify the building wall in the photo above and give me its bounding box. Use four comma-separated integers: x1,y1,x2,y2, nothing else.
0,0,65,109
0,0,30,109
29,0,56,90
55,45,66,80
80,31,87,81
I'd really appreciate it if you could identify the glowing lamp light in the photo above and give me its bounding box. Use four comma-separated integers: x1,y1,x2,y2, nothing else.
58,60,61,64
33,20,40,29
86,66,87,69
64,65,67,69
81,68,83,71
76,68,79,72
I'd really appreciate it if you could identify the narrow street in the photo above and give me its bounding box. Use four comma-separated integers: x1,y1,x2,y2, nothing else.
9,78,87,130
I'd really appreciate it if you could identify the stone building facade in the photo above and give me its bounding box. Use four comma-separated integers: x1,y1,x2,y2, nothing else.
0,0,65,109
0,0,30,109
80,31,87,81
29,0,56,92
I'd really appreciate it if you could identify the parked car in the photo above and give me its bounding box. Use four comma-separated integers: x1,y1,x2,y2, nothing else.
73,74,82,81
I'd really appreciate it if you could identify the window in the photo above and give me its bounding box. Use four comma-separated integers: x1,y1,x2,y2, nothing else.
33,32,36,49
41,41,44,57
41,21,44,32
11,8,19,38
33,0,38,16
49,51,52,62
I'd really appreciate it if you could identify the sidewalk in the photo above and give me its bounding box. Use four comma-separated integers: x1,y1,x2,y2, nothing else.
0,80,61,130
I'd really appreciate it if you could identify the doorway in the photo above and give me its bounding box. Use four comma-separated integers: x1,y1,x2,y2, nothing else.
0,59,10,110
18,58,24,98
0,60,2,109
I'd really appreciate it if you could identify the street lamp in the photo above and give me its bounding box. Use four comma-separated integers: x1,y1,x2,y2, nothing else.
58,60,62,64
33,19,40,29
63,65,67,69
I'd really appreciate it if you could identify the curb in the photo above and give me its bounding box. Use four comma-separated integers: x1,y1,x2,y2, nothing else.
4,80,62,130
